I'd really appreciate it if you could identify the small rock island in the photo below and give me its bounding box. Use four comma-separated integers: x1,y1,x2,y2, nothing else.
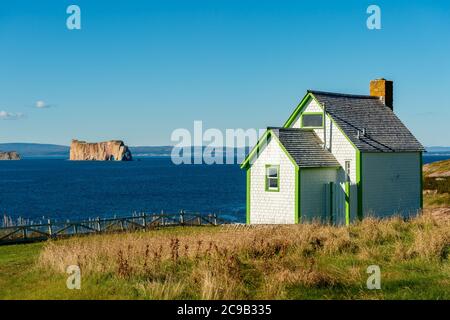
0,151,20,160
69,139,132,161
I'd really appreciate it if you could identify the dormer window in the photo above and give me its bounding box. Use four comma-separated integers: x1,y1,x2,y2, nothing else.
301,113,323,128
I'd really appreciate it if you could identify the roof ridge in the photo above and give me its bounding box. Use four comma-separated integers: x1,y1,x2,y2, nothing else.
267,127,310,131
307,90,381,100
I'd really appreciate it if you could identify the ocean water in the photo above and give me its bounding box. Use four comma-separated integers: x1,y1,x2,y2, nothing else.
0,153,448,224
0,158,246,223
423,153,450,164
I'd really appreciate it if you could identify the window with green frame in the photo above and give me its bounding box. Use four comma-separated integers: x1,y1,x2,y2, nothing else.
265,165,280,192
301,112,323,128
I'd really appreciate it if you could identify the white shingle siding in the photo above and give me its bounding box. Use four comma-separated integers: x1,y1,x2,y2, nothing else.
290,99,357,182
300,168,337,223
249,137,296,224
362,152,421,218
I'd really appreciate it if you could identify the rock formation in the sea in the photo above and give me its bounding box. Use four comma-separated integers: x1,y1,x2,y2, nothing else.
69,139,132,161
0,151,20,160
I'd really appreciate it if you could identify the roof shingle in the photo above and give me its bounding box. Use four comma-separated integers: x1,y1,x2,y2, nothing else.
308,90,425,152
271,128,340,167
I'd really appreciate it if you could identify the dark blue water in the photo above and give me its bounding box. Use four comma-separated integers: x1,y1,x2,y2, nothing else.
0,153,448,224
0,157,246,223
423,153,450,164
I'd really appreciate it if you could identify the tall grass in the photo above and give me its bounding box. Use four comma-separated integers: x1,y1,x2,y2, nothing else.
424,177,450,194
38,213,450,299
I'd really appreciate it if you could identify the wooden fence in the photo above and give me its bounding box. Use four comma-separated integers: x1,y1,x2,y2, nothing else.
0,211,227,245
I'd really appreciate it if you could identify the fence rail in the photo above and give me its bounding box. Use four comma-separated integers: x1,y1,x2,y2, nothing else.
0,211,227,245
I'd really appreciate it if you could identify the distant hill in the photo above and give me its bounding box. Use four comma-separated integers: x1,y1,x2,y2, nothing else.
0,143,247,158
0,143,69,158
130,146,174,157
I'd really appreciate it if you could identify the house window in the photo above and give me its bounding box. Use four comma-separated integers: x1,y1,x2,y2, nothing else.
301,113,323,128
265,165,280,192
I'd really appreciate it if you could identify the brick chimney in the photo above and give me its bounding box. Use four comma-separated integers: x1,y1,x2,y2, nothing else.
370,78,393,110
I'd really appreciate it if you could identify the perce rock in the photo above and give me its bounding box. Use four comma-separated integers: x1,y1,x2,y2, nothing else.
0,151,20,160
69,139,132,161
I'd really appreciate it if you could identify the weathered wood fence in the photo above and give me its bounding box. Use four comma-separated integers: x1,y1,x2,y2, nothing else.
0,211,227,245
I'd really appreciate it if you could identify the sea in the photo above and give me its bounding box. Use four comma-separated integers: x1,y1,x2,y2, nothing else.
0,153,448,224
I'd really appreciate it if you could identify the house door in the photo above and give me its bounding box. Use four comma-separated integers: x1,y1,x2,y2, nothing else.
327,181,355,226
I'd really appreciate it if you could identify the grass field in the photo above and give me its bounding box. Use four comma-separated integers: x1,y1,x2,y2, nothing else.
1,161,449,300
423,159,450,207
1,212,449,300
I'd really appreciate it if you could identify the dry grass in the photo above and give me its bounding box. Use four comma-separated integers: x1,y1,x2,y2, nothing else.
423,159,450,178
37,211,450,299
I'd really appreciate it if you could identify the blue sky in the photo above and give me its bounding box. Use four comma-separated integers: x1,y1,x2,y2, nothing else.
0,0,449,146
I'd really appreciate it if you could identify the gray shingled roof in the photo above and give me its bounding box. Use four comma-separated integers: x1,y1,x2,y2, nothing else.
308,90,425,152
271,128,340,167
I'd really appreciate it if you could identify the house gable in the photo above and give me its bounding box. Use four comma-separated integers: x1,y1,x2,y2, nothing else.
240,129,298,170
283,93,358,183
248,132,298,224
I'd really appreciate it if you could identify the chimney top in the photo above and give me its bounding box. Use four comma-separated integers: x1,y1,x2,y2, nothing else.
370,79,393,110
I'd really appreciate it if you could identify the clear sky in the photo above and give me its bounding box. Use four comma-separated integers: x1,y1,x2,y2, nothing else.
0,0,449,146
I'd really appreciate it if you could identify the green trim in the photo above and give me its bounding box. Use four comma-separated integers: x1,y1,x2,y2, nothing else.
246,168,251,224
295,167,300,223
300,112,324,129
345,181,350,226
270,133,299,167
283,92,359,151
356,151,363,221
240,129,298,169
419,152,423,210
329,182,334,224
265,164,280,192
240,130,270,169
283,93,314,128
244,91,359,170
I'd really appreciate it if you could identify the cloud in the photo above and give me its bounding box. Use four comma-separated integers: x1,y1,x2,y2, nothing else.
0,110,25,120
35,100,52,109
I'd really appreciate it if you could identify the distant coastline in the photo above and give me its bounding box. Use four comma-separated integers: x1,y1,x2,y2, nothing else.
0,143,449,163
0,143,248,159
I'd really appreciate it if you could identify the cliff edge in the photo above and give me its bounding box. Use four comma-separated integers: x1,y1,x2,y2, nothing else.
0,151,20,160
69,140,132,161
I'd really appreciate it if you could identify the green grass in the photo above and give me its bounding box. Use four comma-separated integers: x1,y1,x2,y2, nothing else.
423,160,450,208
424,192,450,208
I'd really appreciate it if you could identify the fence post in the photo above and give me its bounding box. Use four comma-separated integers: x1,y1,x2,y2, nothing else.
179,210,184,225
96,217,101,232
48,219,52,238
142,212,146,228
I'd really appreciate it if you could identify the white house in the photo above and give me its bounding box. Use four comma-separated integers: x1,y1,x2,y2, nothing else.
241,79,424,225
